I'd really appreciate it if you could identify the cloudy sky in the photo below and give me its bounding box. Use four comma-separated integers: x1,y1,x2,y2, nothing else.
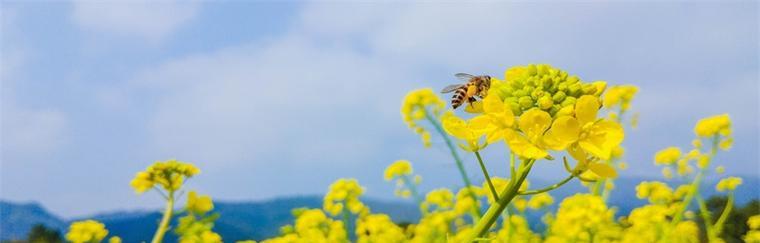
1,1,758,218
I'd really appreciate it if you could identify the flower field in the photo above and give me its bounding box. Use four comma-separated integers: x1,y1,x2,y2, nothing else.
64,64,758,243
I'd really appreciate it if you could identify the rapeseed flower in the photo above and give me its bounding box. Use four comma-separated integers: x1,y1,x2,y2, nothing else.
323,179,368,217
129,159,200,194
654,147,682,165
694,114,731,138
716,176,742,192
401,88,446,147
603,85,638,113
66,220,109,243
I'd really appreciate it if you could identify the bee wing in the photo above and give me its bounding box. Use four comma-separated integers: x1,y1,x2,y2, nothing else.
454,73,475,82
441,84,465,93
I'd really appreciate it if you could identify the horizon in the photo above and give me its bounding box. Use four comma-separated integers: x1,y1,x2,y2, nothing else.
2,1,758,219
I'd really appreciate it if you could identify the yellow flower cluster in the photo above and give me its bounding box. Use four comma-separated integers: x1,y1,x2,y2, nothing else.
746,215,760,243
716,176,742,192
384,160,412,180
443,65,624,180
66,220,118,243
401,88,446,147
355,214,407,243
694,114,731,138
527,193,554,210
263,209,347,243
175,191,222,243
603,85,638,113
490,64,606,117
654,147,682,165
323,178,368,217
384,160,422,199
620,205,699,243
545,194,619,242
130,159,200,193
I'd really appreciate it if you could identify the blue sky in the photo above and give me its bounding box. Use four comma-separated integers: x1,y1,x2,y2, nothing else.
1,1,758,218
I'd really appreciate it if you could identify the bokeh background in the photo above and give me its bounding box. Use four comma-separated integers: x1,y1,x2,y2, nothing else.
1,1,758,219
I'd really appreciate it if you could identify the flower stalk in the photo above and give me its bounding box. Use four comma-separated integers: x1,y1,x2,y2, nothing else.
467,159,535,241
151,191,175,243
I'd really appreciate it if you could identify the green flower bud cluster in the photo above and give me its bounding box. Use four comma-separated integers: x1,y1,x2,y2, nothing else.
489,64,606,117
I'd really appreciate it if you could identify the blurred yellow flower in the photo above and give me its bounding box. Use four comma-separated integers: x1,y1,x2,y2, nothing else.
716,176,742,192
66,220,109,243
654,147,682,165
401,88,446,147
603,85,638,112
186,191,214,215
694,114,731,138
384,160,412,181
324,178,367,217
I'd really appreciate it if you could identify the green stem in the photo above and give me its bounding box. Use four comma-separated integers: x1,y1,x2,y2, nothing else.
151,191,175,243
401,175,423,206
519,175,574,195
509,151,516,181
696,193,716,240
671,135,719,226
422,108,481,217
466,159,535,242
713,193,734,236
475,151,499,201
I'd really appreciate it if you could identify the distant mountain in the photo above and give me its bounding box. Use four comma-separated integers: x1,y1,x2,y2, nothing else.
1,177,757,242
0,196,419,242
0,201,66,240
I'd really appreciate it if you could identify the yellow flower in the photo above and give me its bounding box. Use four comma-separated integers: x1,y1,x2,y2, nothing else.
468,94,515,143
355,214,406,243
441,114,487,152
108,237,122,243
603,85,639,112
384,160,412,181
401,88,446,147
130,159,200,194
66,220,109,243
527,193,554,210
186,191,214,215
323,178,367,217
694,114,731,137
503,108,553,159
421,188,454,212
716,176,742,192
654,147,682,165
636,181,673,204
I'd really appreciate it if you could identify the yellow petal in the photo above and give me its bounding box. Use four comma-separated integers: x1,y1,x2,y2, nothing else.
483,95,504,114
567,144,588,167
519,109,552,140
469,115,492,131
504,129,548,159
464,101,484,113
442,116,470,140
575,95,600,125
486,129,504,144
579,120,624,160
543,116,581,150
588,162,618,178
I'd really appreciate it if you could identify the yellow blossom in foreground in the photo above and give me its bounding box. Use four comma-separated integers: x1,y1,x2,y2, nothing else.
546,194,618,242
264,209,347,243
502,108,554,159
421,188,454,212
747,216,760,243
441,114,487,152
66,220,109,243
323,178,367,216
401,88,446,147
355,214,407,243
108,237,121,243
654,147,682,165
694,114,731,137
129,159,200,194
716,176,743,192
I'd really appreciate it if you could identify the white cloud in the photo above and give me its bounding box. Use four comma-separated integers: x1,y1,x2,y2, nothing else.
71,1,200,42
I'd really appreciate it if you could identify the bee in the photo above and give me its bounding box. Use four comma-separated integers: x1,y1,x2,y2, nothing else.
440,73,492,109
